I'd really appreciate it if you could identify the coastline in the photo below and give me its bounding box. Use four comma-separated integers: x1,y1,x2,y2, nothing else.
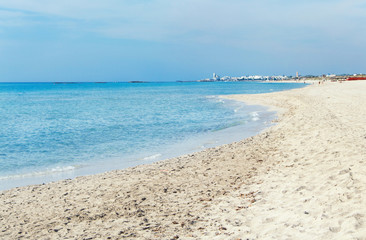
1,81,366,239
0,98,276,191
0,81,302,191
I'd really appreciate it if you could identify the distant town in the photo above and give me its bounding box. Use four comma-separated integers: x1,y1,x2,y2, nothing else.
183,72,366,82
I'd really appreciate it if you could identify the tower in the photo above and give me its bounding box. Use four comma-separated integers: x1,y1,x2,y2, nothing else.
213,73,220,80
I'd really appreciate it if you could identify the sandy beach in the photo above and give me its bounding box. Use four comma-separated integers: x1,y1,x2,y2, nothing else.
1,81,366,239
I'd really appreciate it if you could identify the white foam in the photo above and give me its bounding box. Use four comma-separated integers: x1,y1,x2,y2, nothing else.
0,165,78,180
234,106,244,113
206,95,225,103
143,154,162,161
205,96,216,99
250,111,260,121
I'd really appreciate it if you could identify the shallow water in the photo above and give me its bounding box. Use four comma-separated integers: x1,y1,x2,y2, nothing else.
0,81,306,190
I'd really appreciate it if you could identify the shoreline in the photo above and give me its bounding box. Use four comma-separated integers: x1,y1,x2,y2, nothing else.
1,81,366,238
0,98,276,191
0,81,305,191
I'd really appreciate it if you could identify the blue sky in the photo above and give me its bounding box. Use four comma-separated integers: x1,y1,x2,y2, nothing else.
0,0,365,82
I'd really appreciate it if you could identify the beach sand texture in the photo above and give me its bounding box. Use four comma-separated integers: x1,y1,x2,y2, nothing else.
1,81,366,239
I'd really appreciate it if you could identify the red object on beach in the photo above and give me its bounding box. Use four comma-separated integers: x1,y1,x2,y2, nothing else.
346,77,366,81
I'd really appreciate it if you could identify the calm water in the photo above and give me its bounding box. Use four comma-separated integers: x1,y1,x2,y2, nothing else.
0,81,306,190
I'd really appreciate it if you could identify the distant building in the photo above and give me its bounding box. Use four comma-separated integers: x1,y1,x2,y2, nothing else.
213,73,220,81
221,76,231,81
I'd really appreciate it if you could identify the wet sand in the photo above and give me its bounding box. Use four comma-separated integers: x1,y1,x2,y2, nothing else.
1,81,366,239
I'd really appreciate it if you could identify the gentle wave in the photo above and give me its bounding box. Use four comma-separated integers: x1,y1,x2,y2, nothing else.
142,154,163,161
234,106,243,113
250,111,260,121
0,165,80,180
206,95,225,103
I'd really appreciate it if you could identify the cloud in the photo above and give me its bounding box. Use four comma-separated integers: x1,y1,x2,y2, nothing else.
0,0,365,77
0,0,365,46
0,9,32,27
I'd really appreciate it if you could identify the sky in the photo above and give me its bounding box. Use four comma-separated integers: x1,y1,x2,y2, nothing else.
0,0,365,82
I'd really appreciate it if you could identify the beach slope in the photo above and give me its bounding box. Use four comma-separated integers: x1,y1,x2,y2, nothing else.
1,81,366,239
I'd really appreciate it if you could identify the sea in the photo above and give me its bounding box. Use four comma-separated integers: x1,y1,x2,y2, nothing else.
0,81,306,190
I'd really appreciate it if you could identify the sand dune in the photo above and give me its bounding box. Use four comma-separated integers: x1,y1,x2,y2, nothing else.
1,81,366,239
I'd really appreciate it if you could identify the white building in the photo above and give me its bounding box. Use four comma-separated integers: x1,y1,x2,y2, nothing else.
213,73,220,80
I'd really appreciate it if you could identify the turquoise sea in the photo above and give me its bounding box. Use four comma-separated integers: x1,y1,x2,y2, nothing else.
0,81,306,190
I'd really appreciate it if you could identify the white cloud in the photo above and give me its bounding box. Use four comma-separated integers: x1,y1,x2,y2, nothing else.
0,0,365,48
0,9,31,27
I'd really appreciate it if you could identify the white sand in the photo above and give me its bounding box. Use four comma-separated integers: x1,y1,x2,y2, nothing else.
1,81,366,239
